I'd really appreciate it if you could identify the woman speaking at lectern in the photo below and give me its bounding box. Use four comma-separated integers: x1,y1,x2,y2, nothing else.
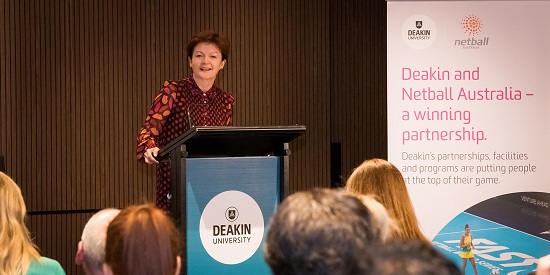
136,31,235,212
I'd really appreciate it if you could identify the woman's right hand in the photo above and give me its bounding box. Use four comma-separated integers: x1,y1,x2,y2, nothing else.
144,147,160,164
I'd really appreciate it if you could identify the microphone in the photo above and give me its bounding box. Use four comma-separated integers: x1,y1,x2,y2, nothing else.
186,102,212,128
0,154,6,173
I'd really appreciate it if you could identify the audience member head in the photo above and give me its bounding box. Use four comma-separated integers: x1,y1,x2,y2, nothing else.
371,239,461,275
357,194,398,241
345,158,429,243
75,208,121,275
0,171,40,274
264,188,381,275
103,204,181,275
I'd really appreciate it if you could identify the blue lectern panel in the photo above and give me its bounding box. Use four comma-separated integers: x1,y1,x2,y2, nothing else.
186,156,279,275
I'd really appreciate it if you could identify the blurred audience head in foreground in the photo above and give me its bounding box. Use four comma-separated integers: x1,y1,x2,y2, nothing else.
75,208,121,275
264,188,383,275
357,193,398,242
371,239,461,275
103,204,181,275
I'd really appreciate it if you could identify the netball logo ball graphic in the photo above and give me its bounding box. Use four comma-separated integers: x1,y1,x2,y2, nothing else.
455,14,489,49
461,14,483,36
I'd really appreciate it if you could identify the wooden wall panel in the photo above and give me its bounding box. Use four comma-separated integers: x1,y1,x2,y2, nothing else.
27,212,93,275
1,0,385,274
330,0,388,181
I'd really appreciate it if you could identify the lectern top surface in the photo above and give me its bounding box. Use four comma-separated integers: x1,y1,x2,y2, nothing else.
158,125,306,159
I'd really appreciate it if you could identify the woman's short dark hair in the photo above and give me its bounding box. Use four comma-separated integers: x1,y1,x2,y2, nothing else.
187,30,230,61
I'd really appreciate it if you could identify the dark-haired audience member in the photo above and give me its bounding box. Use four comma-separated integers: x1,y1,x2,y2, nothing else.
345,158,430,243
75,208,121,275
103,204,181,275
264,188,383,275
0,172,66,275
371,239,461,275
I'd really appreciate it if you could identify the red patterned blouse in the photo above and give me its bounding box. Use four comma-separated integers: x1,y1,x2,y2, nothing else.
136,74,235,212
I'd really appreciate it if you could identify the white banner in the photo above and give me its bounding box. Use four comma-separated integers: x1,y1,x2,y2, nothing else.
388,1,550,273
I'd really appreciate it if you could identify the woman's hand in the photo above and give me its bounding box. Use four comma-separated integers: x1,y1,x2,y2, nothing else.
144,147,160,164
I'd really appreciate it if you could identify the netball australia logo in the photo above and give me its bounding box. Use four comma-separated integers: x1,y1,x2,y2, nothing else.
200,191,264,265
455,14,489,49
402,14,437,49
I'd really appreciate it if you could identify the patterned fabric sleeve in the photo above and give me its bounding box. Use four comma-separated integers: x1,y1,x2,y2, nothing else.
136,81,177,161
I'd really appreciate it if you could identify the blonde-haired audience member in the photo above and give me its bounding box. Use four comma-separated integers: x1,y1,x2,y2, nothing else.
358,194,398,241
0,172,66,275
103,204,181,275
346,158,430,243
